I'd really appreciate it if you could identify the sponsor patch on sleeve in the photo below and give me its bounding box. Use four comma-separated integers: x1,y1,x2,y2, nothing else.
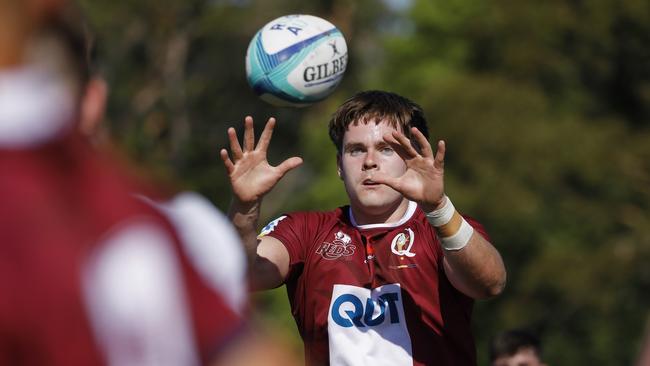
257,215,287,238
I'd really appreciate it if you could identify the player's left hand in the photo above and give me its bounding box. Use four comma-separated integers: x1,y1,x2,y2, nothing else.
369,127,446,213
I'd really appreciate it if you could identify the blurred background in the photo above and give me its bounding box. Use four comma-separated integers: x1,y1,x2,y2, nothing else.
77,0,649,364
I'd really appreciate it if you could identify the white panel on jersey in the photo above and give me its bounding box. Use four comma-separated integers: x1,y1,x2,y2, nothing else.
151,192,247,314
328,284,413,366
82,221,200,366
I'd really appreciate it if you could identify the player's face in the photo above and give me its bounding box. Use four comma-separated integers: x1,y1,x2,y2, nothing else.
492,348,546,366
337,120,408,224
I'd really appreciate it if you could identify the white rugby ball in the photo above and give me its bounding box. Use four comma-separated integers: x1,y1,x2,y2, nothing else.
245,14,348,107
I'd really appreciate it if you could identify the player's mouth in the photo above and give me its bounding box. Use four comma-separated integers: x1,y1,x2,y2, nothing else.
362,179,380,186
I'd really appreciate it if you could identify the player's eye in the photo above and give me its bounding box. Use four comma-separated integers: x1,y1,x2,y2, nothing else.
380,147,394,155
347,146,364,156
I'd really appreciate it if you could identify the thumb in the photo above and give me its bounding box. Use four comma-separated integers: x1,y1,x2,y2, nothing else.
276,157,303,175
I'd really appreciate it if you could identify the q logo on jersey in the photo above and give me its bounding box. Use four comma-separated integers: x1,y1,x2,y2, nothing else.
391,228,416,257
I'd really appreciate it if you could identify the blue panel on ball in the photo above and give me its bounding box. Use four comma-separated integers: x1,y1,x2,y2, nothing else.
252,77,305,104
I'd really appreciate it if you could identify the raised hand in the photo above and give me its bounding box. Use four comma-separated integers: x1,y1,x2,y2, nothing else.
369,127,446,213
220,116,303,205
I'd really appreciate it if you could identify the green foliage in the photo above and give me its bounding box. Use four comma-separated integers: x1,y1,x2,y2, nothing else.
79,0,650,364
382,0,650,364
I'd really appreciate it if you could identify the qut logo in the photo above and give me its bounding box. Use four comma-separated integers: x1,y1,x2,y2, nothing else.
331,292,401,327
329,284,405,328
327,284,413,363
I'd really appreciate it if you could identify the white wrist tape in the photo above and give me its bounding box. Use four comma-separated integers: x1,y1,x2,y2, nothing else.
440,218,474,251
425,196,455,226
425,196,474,251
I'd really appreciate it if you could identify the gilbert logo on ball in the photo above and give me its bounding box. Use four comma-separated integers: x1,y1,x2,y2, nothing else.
246,14,348,107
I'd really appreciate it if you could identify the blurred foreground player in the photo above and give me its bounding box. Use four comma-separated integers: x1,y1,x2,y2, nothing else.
222,91,506,365
0,2,294,365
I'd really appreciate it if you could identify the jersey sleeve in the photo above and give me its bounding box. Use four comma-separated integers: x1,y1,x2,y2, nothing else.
258,213,310,273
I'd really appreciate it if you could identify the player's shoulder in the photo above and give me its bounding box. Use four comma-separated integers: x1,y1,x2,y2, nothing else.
266,206,345,226
140,191,248,312
259,206,346,238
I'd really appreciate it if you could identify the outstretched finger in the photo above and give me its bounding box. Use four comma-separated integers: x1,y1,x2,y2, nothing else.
392,130,420,158
227,127,243,160
275,156,303,176
257,117,276,152
383,131,418,160
434,140,446,170
220,148,235,174
383,133,412,161
412,127,433,158
243,116,255,152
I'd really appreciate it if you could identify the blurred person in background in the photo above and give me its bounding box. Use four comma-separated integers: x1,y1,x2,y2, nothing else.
221,91,507,365
489,329,547,366
0,1,296,365
637,321,650,366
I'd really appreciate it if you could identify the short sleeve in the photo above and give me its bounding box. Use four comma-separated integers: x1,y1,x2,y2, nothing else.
259,213,308,267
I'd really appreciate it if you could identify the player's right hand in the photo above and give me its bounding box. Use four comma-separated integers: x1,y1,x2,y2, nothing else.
220,116,303,205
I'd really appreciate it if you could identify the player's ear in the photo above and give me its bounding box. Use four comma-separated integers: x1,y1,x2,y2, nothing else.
79,76,108,138
336,154,343,180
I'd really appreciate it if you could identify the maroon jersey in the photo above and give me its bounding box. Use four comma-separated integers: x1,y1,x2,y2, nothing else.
262,201,489,366
0,133,244,365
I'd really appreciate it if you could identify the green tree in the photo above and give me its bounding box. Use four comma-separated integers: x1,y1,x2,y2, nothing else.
370,0,650,364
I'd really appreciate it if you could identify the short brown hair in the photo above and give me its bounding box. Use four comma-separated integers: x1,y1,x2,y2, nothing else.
328,90,429,154
489,329,543,362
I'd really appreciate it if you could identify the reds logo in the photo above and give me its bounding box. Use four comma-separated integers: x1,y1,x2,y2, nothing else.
316,231,356,260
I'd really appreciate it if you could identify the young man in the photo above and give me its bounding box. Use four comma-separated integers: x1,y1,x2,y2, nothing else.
222,90,507,365
489,329,547,366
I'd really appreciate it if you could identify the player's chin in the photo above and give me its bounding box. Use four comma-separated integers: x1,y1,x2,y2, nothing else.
357,195,394,210
360,185,400,199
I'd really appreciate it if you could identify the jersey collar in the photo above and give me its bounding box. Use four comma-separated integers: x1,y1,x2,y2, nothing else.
349,200,417,230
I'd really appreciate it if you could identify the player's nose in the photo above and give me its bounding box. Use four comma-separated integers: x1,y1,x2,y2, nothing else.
362,150,378,171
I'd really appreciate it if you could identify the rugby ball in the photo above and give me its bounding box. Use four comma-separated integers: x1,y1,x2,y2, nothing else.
245,14,348,107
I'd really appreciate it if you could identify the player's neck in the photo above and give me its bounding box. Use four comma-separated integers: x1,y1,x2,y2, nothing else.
350,198,410,226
